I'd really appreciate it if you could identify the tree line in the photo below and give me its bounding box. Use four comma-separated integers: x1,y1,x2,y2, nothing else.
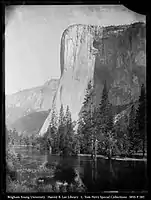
39,79,146,158
6,80,146,158
6,127,39,148
77,80,146,158
39,104,79,155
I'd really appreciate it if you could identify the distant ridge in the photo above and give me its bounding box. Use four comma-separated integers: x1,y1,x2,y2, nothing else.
6,78,59,135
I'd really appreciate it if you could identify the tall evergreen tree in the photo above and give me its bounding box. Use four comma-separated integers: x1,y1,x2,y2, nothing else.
96,80,114,157
97,81,111,133
78,80,95,154
47,105,58,153
128,102,138,155
58,104,65,154
64,105,75,155
65,105,72,125
77,111,85,154
136,83,146,156
114,115,130,156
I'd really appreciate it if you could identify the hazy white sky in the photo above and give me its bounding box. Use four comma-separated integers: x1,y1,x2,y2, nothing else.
5,5,145,95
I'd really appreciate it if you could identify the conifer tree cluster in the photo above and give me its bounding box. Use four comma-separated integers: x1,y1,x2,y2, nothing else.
77,80,116,158
43,104,77,156
6,127,33,147
77,80,146,158
127,84,146,156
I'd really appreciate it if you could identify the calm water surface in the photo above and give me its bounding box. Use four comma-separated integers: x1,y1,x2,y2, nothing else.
15,147,148,192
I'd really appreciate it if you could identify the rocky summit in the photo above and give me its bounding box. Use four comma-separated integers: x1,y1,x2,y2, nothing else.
39,22,146,136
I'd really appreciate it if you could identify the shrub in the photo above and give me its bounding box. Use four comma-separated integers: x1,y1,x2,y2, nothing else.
6,179,31,193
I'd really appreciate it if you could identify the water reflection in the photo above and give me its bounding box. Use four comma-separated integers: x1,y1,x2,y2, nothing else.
46,155,147,192
14,147,147,192
92,159,97,183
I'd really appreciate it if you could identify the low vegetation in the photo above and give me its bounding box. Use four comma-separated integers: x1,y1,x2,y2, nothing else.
6,162,86,192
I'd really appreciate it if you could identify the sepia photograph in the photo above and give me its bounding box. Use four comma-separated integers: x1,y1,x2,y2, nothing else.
5,4,147,194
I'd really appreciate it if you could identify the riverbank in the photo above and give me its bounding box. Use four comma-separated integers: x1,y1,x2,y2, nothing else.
13,145,33,147
78,154,147,161
6,146,147,192
12,146,147,162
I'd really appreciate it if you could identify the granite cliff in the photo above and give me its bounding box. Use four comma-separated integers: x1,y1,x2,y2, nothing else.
6,79,59,134
39,22,146,136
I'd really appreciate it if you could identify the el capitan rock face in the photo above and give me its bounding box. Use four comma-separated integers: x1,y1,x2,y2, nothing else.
39,22,146,136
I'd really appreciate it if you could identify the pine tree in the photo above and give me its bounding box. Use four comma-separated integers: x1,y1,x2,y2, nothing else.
47,105,58,153
58,104,65,154
114,116,129,156
77,111,85,154
78,80,95,154
64,105,74,155
97,81,111,133
106,108,116,158
128,102,138,155
96,80,114,157
91,107,98,157
136,83,146,156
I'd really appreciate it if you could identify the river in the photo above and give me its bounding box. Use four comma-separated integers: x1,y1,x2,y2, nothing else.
14,146,148,192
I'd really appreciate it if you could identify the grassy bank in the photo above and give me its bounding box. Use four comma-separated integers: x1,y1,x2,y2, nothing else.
7,166,86,193
6,148,86,193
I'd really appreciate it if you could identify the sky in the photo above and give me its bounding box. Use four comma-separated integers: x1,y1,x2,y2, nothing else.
5,5,145,95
